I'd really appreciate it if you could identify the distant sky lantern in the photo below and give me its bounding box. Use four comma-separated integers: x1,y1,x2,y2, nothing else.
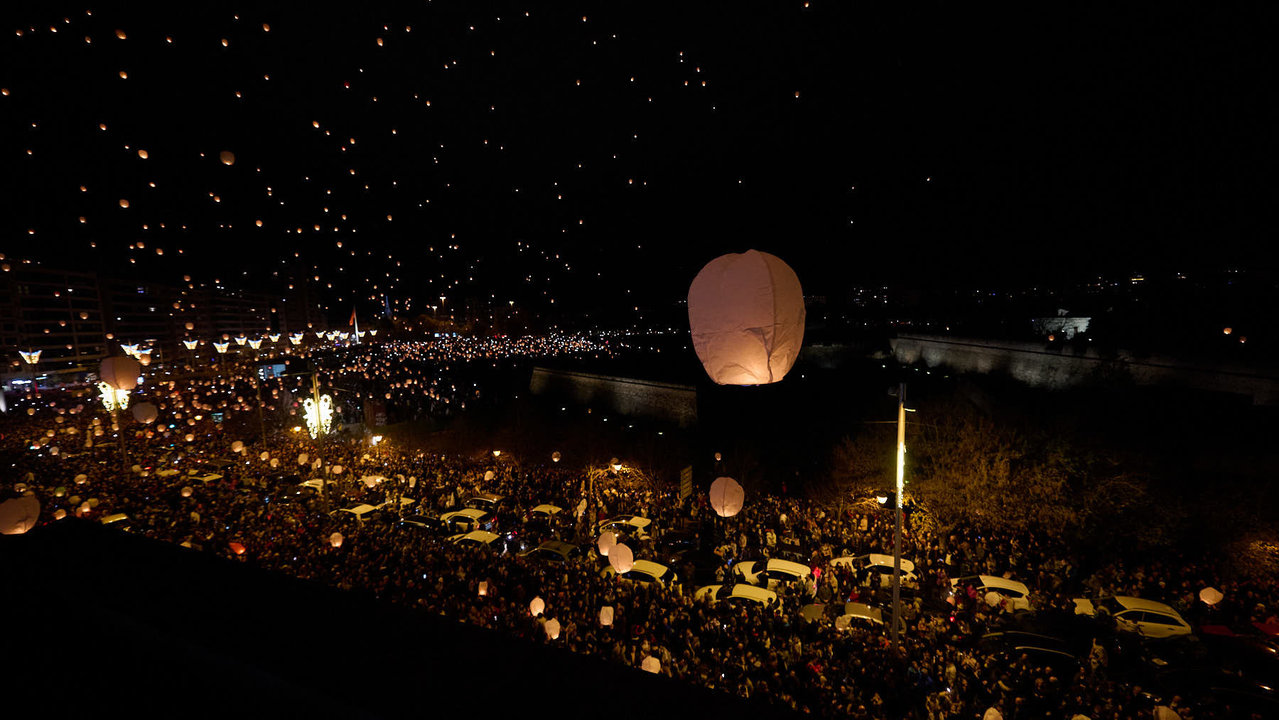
229,542,246,555
329,532,344,548
131,402,158,424
115,29,126,39
529,597,545,617
0,496,41,535
599,606,614,626
597,532,616,556
687,250,805,385
220,151,236,166
1223,327,1232,335
641,656,660,674
119,198,130,208
100,356,140,390
137,149,148,159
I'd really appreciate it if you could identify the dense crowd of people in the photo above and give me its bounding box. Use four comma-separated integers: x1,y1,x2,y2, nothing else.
3,344,1277,719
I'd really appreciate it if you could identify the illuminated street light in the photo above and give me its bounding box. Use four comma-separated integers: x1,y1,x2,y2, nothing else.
182,340,198,350
303,394,333,439
248,338,262,350
234,336,248,346
268,334,281,343
214,342,229,354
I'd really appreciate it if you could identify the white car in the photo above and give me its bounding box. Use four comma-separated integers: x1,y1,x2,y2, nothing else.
463,492,505,510
187,471,223,484
950,575,1034,611
330,503,379,523
1072,596,1192,638
830,554,918,588
596,515,652,540
693,583,778,606
601,559,677,586
448,530,502,550
733,559,812,591
528,504,562,521
441,508,491,533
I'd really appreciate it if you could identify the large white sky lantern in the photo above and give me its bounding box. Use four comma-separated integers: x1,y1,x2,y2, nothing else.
687,249,805,385
608,543,634,574
0,496,41,535
709,476,745,517
100,356,141,391
597,531,617,557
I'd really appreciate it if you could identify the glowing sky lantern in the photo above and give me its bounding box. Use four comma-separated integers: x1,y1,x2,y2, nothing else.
219,150,236,166
641,656,660,674
597,531,616,556
0,496,40,535
543,618,560,640
599,606,614,626
329,532,344,548
709,476,745,517
529,597,545,617
131,402,158,424
608,543,634,574
687,250,805,385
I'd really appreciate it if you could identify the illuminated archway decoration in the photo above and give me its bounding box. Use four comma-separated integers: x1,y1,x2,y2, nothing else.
97,382,131,412
303,394,334,439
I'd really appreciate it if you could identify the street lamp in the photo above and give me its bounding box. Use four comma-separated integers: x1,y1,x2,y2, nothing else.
890,382,910,649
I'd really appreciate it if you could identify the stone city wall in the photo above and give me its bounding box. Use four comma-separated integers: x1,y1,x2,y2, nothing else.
529,368,699,427
890,334,1279,405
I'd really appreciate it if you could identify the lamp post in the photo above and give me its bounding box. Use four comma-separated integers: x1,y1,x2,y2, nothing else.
891,382,907,650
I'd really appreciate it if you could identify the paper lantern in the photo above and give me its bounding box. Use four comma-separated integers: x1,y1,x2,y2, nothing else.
131,402,158,424
270,458,279,468
231,441,244,453
1200,587,1224,605
598,531,616,556
180,486,193,498
259,451,270,461
99,356,141,390
185,434,195,442
53,509,67,520
483,470,496,482
478,581,488,596
54,486,66,497
220,151,236,166
229,542,246,555
408,477,417,488
362,476,380,488
0,496,40,535
331,465,344,475
78,501,91,515
599,606,614,626
687,249,806,385
529,597,545,617
551,451,561,463
298,453,309,465
641,656,660,674
608,543,634,574
88,498,100,508
709,476,745,517
329,532,344,548
69,496,81,506
544,618,561,640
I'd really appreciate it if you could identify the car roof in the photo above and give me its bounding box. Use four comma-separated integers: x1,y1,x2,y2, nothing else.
538,540,578,553
629,560,671,577
530,504,562,514
443,508,488,519
337,503,378,515
844,602,884,622
100,513,129,524
1111,596,1181,614
604,515,651,528
453,530,500,543
467,492,504,502
766,559,812,576
954,575,1030,594
726,584,777,602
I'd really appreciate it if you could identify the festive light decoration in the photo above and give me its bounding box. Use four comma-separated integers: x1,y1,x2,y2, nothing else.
213,342,229,354
709,476,745,517
97,381,131,411
182,339,199,350
234,336,248,346
247,338,262,350
303,394,334,438
19,349,41,364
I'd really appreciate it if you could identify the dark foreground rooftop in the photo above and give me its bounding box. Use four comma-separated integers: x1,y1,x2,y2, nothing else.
1,521,784,719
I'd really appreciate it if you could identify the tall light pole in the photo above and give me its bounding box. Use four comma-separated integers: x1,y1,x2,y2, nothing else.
891,382,907,649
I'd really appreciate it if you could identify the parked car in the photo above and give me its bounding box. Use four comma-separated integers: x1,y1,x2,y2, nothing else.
330,503,381,524
463,492,505,511
951,575,1034,611
398,513,445,533
596,515,652,541
837,602,906,634
448,530,503,551
1072,596,1192,638
520,540,588,565
733,558,812,591
829,553,918,588
978,630,1083,683
601,559,678,586
693,583,778,607
440,508,492,533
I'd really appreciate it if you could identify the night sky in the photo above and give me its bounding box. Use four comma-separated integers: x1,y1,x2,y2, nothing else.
3,2,1274,326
